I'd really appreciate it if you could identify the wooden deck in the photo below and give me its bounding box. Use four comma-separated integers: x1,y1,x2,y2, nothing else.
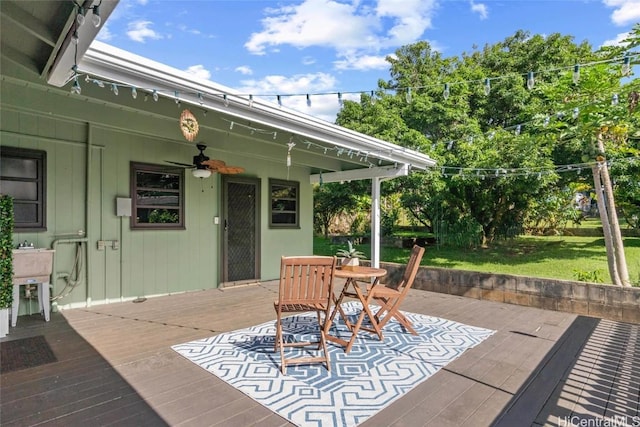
2,280,638,426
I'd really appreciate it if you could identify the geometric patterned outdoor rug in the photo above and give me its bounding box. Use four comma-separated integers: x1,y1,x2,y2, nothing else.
172,301,495,427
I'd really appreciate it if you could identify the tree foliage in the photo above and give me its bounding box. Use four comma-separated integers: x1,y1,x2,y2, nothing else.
334,28,638,248
313,181,364,238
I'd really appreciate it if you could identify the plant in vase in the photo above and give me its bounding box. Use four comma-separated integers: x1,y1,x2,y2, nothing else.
0,195,14,337
336,240,366,270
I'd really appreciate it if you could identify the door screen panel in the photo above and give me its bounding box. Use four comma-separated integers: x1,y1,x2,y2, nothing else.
224,178,260,282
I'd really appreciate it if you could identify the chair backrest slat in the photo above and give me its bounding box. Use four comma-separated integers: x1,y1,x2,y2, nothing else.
396,245,425,295
279,256,336,305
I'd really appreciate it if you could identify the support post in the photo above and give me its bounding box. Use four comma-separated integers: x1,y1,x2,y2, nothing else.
371,177,381,268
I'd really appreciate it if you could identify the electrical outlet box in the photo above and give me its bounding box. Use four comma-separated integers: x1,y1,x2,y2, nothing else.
97,240,106,251
214,216,219,225
116,198,132,217
112,240,120,250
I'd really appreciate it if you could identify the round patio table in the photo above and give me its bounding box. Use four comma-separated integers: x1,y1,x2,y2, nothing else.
325,266,387,353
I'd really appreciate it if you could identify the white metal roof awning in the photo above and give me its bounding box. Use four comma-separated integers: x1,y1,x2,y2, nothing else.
309,164,412,183
77,41,437,176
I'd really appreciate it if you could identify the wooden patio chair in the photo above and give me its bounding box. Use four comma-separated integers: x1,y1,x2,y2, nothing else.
363,245,425,337
274,255,337,374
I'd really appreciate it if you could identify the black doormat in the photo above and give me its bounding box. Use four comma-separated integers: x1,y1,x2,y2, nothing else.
1,335,57,374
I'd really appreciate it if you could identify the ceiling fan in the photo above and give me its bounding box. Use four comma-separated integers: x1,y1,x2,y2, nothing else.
167,143,245,178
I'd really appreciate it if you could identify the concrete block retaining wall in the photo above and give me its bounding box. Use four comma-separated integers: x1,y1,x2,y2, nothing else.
377,262,640,324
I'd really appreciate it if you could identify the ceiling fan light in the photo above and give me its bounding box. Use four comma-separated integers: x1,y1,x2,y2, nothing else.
192,169,212,179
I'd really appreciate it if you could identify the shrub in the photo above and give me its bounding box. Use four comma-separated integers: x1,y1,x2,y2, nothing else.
0,195,14,309
573,268,604,283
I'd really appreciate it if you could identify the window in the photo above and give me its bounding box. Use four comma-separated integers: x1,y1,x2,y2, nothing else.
130,162,184,230
0,146,47,231
269,179,299,228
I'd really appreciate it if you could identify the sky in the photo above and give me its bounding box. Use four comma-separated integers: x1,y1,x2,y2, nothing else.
96,0,640,122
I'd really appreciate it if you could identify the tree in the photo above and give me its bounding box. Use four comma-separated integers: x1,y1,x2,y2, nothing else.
533,25,639,286
332,28,637,286
313,182,362,238
337,31,590,245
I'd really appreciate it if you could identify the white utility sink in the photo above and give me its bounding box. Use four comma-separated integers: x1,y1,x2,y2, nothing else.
12,249,55,327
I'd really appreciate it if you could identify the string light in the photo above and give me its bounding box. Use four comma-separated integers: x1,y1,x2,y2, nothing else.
76,6,85,26
131,87,137,99
406,87,412,104
286,139,296,179
306,94,311,107
111,83,118,96
68,52,636,111
71,76,81,95
612,93,619,106
69,65,81,94
71,29,79,45
443,83,450,100
91,4,101,27
622,54,631,76
73,1,102,28
526,72,535,90
573,64,580,85
66,42,635,177
434,157,637,179
71,63,624,171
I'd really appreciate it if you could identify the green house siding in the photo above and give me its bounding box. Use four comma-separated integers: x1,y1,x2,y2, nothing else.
1,74,313,312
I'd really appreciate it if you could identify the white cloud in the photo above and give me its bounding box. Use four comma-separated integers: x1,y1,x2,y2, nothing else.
602,31,632,46
176,24,204,36
127,20,163,43
237,72,348,122
184,65,211,80
96,23,114,41
603,0,640,25
245,0,437,57
376,0,438,45
470,1,488,19
302,56,316,65
334,54,390,71
235,66,253,75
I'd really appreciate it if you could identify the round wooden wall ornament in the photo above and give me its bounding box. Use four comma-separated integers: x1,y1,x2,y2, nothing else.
179,109,199,142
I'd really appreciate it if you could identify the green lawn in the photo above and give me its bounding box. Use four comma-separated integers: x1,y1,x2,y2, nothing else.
314,235,640,286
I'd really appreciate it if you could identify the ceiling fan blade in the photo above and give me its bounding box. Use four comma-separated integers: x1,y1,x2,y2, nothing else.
217,166,245,174
202,159,226,169
166,161,195,168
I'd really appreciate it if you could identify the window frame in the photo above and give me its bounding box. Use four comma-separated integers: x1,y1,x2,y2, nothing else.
269,178,299,229
130,162,185,230
0,146,47,231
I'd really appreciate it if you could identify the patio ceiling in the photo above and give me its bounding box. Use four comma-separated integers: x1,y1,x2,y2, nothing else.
0,0,118,83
